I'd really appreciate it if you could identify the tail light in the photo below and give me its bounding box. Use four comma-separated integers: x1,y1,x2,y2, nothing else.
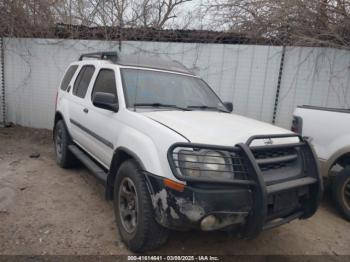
291,116,303,135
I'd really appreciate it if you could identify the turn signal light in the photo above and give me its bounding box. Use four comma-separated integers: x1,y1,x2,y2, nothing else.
163,179,185,192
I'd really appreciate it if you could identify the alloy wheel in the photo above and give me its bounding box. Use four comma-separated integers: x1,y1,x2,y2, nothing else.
343,177,350,210
118,177,138,233
55,127,63,160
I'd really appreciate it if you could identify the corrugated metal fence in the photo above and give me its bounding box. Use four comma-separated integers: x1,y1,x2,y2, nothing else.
3,37,350,129
0,37,5,126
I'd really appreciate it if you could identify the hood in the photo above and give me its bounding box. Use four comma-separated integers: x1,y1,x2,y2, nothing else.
141,111,297,146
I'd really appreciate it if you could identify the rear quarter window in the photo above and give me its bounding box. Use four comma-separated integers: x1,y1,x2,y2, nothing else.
73,65,95,98
60,65,78,91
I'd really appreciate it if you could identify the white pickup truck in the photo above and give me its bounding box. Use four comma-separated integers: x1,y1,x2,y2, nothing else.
54,52,323,252
293,106,350,221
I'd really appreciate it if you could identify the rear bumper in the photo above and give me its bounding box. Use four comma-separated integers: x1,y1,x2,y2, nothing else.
146,134,323,237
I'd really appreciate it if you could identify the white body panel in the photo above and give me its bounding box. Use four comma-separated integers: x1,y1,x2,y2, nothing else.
141,111,296,146
294,107,350,161
57,60,296,183
294,107,350,176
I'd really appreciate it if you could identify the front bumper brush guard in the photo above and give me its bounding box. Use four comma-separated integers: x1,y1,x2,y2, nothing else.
238,134,323,238
167,134,323,238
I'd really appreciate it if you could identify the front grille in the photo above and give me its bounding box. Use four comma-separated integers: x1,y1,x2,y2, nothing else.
251,145,303,184
253,147,298,171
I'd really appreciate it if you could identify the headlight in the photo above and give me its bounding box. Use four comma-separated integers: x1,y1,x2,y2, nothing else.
177,149,234,180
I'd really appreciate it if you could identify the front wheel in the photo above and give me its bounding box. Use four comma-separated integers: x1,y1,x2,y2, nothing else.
332,167,350,221
113,160,168,252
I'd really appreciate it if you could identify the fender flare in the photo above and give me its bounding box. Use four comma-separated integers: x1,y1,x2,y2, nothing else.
53,111,71,140
324,146,350,177
105,147,147,200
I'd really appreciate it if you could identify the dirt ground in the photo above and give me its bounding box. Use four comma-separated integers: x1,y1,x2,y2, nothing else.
0,125,349,256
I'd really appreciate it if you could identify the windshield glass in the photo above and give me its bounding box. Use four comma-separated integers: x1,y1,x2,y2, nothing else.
121,69,227,111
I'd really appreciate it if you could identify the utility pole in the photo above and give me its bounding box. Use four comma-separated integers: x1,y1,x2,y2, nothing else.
0,37,6,127
272,24,290,125
69,0,72,25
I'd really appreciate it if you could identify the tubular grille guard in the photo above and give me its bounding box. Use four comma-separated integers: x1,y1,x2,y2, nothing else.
246,133,302,146
248,134,305,182
244,134,322,234
252,145,302,175
167,143,254,186
167,134,322,238
248,134,318,185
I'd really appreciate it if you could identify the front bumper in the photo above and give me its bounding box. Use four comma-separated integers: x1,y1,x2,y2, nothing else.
145,174,252,231
145,134,323,238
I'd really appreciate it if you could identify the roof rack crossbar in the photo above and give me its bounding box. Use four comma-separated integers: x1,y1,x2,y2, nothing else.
79,52,119,62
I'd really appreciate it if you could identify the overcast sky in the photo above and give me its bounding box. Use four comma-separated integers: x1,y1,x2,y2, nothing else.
171,0,209,30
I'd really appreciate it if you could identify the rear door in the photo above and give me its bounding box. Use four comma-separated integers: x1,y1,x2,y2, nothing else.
67,65,96,150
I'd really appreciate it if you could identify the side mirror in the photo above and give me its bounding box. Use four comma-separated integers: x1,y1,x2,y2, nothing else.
224,102,233,113
93,92,118,112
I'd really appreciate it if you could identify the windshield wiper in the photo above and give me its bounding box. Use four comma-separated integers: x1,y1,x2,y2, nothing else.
134,103,191,111
187,105,228,113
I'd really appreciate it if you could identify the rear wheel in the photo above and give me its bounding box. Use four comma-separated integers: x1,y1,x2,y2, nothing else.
113,160,168,252
54,120,76,168
332,167,350,221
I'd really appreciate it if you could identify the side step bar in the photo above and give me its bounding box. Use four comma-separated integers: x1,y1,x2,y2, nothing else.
68,145,108,185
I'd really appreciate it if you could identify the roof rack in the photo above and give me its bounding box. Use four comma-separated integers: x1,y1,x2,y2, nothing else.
79,52,119,62
78,52,194,75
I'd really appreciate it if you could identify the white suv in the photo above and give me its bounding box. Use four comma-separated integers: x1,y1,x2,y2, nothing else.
54,52,323,252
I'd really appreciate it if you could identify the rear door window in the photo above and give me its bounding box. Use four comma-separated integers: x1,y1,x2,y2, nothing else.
73,65,95,98
91,69,118,100
60,65,78,91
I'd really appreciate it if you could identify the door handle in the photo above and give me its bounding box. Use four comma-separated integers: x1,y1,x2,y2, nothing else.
83,108,89,113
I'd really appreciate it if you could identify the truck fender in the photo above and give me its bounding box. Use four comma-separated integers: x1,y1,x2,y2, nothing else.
105,129,163,200
325,146,350,176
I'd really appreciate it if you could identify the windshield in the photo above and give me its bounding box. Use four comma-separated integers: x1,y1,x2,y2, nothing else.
121,69,227,112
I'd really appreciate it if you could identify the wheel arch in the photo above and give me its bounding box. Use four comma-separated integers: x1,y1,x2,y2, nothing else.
54,111,64,126
105,147,146,200
53,111,71,139
326,147,350,177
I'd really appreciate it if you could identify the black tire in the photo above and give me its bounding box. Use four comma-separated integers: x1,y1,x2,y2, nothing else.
331,167,350,221
113,160,168,252
54,120,76,168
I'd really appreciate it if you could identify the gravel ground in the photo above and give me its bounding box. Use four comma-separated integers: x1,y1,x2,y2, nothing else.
0,125,349,256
